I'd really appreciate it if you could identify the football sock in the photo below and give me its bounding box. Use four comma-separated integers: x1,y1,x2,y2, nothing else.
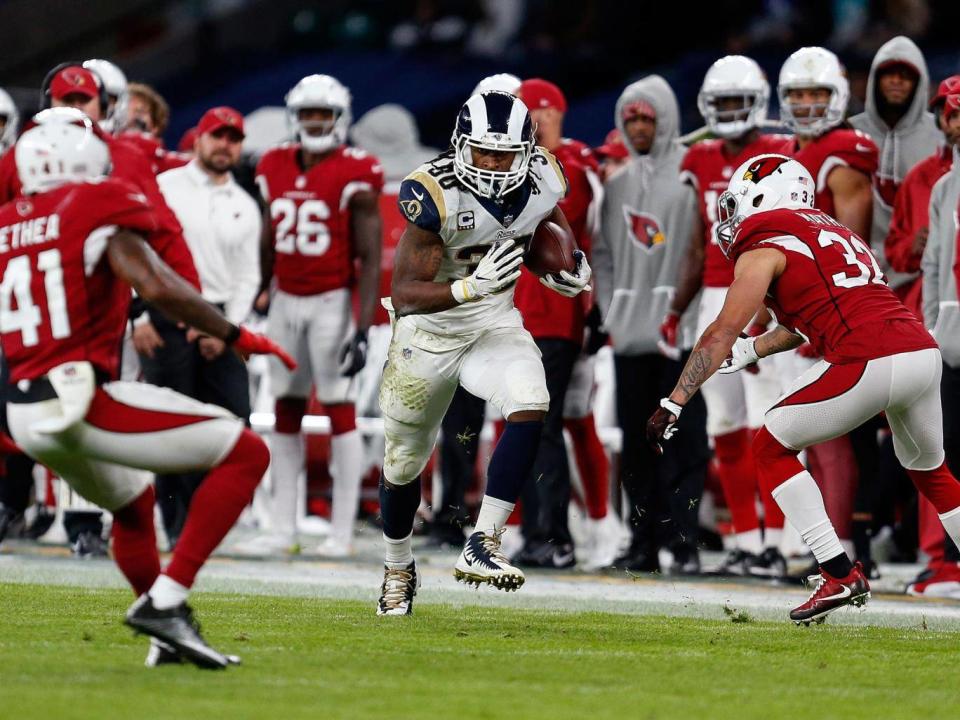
714,429,761,539
379,474,421,540
473,495,516,535
149,573,189,610
755,427,847,567
941,507,960,555
820,552,855,580
564,415,609,520
736,528,763,555
330,429,363,547
111,486,160,596
485,420,542,504
755,427,786,543
164,429,269,589
384,532,414,569
806,436,856,540
268,431,304,543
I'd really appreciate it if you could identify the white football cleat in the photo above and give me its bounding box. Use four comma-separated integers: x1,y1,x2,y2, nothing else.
377,560,420,615
454,528,525,591
230,531,300,557
581,514,622,571
316,537,352,558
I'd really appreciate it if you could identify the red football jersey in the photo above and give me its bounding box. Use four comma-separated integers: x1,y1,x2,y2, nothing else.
119,131,192,175
0,133,200,290
256,144,384,296
681,134,791,287
780,129,878,221
731,207,936,364
514,139,599,342
0,178,160,382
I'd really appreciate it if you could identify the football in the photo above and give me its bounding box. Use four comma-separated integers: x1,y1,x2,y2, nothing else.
524,220,577,277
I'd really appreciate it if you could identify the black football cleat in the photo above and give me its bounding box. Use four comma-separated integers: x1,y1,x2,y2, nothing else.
125,594,229,670
145,637,241,667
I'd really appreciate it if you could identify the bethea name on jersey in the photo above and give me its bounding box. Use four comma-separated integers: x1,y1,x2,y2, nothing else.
0,211,60,255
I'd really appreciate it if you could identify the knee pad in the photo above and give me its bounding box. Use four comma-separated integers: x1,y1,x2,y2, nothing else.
275,397,307,434
326,403,357,436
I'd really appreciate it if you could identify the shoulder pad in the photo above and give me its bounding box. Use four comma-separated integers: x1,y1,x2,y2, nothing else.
533,147,568,197
398,174,445,233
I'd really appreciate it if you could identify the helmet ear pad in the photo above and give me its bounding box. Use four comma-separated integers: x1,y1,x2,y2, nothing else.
40,61,110,117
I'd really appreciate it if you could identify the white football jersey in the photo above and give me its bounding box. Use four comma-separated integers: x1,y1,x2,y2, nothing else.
397,148,567,335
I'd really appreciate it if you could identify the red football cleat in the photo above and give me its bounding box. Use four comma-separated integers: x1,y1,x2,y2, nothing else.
790,561,871,625
906,563,960,600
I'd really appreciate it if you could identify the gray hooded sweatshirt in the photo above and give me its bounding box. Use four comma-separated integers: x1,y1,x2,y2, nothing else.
351,104,439,185
593,75,697,356
921,145,960,368
850,36,941,288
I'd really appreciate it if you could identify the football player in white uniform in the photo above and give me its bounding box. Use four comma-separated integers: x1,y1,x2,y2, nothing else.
376,91,591,614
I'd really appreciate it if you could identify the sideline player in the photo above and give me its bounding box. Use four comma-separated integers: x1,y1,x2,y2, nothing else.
664,56,789,575
255,74,383,556
647,154,960,624
376,91,591,614
1,110,295,666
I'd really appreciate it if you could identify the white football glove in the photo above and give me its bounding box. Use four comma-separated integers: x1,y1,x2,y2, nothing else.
451,239,524,304
718,335,759,374
540,250,592,297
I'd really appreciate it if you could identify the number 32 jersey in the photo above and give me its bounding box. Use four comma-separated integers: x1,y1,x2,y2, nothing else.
730,207,936,364
397,148,567,336
0,179,159,382
256,144,384,296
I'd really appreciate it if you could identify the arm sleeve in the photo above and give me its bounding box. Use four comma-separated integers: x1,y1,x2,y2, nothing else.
225,202,262,325
921,182,943,330
397,178,443,234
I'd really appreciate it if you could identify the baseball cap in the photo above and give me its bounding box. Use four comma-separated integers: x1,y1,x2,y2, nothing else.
518,78,567,113
197,106,245,139
595,128,629,160
50,66,100,101
930,75,960,110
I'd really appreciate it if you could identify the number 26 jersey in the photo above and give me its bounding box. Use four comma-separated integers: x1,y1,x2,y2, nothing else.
256,144,384,296
730,207,936,364
397,148,567,336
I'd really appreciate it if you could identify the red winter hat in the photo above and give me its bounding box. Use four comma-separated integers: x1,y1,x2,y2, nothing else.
518,78,567,113
930,75,960,111
197,106,245,139
50,66,100,101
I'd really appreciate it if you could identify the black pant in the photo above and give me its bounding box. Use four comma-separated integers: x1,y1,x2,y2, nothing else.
520,338,580,548
614,353,708,556
140,308,251,544
941,362,960,562
434,386,486,539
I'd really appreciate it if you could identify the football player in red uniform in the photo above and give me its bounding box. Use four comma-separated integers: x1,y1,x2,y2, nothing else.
665,56,789,576
647,155,960,624
776,47,880,570
255,74,383,556
1,112,294,667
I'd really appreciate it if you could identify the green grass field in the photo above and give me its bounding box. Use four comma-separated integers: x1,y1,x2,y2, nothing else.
1,582,958,720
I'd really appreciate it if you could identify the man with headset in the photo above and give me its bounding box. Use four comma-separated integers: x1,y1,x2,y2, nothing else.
0,62,200,554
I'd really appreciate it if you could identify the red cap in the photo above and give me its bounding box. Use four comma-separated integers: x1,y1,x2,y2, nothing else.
595,128,629,160
50,66,100,101
930,75,960,110
622,99,656,121
197,106,245,139
876,59,919,76
518,78,567,113
178,126,199,152
945,94,960,115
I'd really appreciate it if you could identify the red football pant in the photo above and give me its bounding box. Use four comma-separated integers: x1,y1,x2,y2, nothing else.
164,429,269,588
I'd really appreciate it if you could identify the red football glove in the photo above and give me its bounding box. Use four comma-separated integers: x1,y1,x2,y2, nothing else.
233,326,297,370
657,311,681,360
796,343,821,359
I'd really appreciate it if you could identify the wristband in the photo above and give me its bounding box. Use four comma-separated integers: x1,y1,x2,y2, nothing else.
451,279,473,304
660,398,683,417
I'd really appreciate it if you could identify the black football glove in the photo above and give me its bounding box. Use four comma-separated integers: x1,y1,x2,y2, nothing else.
338,329,368,377
583,305,609,356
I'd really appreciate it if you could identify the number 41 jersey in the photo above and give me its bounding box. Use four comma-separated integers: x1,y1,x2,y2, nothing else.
730,207,936,364
256,144,384,296
397,148,567,336
0,178,159,382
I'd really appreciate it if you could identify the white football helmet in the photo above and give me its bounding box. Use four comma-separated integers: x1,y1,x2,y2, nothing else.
777,47,849,137
0,87,20,152
285,74,351,153
697,56,769,139
471,73,521,96
716,154,814,257
83,59,128,134
16,108,110,195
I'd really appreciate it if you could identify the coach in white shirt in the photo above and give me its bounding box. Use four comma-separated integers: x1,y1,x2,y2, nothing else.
149,106,260,546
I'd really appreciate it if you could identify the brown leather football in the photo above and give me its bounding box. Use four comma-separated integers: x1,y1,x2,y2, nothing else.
524,220,576,277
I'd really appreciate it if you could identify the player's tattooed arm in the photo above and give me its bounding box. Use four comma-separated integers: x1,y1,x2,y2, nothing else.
107,229,235,341
350,190,384,331
390,222,455,316
668,248,784,406
754,325,804,358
